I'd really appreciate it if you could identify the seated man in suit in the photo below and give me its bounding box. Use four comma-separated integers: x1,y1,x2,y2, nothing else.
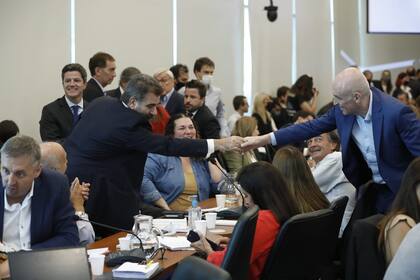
40,142,94,245
184,79,221,139
39,63,89,143
154,69,185,116
83,52,116,102
107,66,141,99
0,135,79,251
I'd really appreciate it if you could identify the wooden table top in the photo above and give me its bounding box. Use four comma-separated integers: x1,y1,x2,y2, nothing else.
88,197,236,279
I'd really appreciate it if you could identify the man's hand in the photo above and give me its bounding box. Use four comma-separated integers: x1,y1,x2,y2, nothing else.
70,177,91,212
241,134,271,152
214,136,244,152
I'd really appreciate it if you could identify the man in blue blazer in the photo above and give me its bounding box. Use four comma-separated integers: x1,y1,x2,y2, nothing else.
242,68,420,213
65,74,242,236
0,135,79,250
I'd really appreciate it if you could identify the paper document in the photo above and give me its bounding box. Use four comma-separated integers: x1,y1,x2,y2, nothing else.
112,262,160,279
157,236,191,250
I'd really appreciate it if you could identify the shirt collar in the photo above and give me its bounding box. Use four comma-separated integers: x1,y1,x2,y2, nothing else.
4,181,35,210
92,77,105,92
364,90,373,121
64,95,83,109
119,86,125,95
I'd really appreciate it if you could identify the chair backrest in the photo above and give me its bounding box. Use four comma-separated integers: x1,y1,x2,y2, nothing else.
345,214,386,280
221,205,259,280
330,196,349,235
261,209,338,280
172,256,232,280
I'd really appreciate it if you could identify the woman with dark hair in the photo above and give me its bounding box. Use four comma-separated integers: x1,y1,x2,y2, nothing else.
192,161,300,280
272,146,330,213
140,113,223,210
378,157,420,265
288,74,319,115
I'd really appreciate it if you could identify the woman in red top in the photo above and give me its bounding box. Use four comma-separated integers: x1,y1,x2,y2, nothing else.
192,161,300,279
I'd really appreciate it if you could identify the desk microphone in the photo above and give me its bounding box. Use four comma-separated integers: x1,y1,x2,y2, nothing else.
73,215,144,252
208,153,246,214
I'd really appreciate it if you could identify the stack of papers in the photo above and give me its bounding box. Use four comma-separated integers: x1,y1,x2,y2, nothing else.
215,220,237,226
112,262,160,279
153,218,188,233
157,236,191,250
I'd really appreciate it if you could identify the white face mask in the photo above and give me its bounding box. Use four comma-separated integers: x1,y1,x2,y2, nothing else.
201,74,213,86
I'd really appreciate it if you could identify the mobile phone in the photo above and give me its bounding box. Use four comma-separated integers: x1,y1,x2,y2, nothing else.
187,230,223,251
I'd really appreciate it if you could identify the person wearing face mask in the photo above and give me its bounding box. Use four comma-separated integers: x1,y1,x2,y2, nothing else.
170,64,190,91
140,114,223,211
192,57,230,137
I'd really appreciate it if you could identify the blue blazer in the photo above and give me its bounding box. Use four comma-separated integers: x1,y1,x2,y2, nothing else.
274,88,420,194
0,168,79,249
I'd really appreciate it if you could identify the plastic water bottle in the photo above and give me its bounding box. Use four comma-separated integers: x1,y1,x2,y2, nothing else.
188,196,202,230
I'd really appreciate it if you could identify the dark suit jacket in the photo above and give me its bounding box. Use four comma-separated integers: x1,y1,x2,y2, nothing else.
64,97,208,235
39,96,88,143
165,90,185,116
273,88,420,199
0,168,79,249
106,87,122,99
83,78,104,102
191,105,221,139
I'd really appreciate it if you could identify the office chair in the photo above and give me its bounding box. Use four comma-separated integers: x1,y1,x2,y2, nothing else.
261,209,338,280
221,205,259,280
345,214,386,280
172,256,231,280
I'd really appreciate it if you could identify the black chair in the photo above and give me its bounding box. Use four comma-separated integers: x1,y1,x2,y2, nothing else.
345,214,386,280
172,256,231,280
330,196,349,236
221,205,259,280
261,209,338,280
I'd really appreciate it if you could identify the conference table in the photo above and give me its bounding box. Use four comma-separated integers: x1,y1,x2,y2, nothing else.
88,198,237,279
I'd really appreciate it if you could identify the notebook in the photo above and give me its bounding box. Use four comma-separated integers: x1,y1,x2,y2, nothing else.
112,262,160,279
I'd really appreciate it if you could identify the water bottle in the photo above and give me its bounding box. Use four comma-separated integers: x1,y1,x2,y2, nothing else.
218,174,238,206
188,196,202,230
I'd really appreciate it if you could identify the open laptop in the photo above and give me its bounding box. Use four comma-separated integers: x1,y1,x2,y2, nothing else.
8,247,91,280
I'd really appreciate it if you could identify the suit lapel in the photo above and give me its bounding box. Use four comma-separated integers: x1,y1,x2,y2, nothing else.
340,114,356,155
371,89,383,159
59,96,74,127
30,174,44,243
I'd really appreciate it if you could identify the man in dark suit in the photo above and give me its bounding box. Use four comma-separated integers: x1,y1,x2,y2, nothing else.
83,52,116,102
242,67,420,214
65,74,242,236
0,135,79,251
153,69,184,116
107,66,141,99
184,80,221,139
39,63,89,143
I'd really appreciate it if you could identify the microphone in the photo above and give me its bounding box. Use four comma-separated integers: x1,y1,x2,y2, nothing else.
73,215,144,252
208,153,246,213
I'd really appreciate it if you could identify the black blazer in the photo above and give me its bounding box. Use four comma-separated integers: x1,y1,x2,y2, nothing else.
165,90,185,116
64,97,208,236
106,87,122,99
83,78,104,102
191,105,221,139
39,96,88,143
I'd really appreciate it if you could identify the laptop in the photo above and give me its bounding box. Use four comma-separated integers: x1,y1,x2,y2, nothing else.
8,247,91,280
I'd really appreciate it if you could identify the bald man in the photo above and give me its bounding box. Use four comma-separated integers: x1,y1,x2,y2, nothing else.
242,67,420,214
40,142,94,245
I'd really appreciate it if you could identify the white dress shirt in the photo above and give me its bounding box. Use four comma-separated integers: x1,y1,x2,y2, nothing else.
227,111,242,133
351,91,385,184
3,182,34,251
64,96,84,116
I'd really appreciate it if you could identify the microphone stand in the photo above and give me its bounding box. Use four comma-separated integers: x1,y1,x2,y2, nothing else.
74,215,145,252
208,154,246,212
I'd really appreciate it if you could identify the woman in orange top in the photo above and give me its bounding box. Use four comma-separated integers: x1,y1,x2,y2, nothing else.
192,161,300,280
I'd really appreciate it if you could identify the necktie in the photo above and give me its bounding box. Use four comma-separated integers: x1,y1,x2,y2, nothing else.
71,105,80,125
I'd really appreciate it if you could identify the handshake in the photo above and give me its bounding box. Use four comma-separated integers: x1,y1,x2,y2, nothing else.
214,134,271,153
